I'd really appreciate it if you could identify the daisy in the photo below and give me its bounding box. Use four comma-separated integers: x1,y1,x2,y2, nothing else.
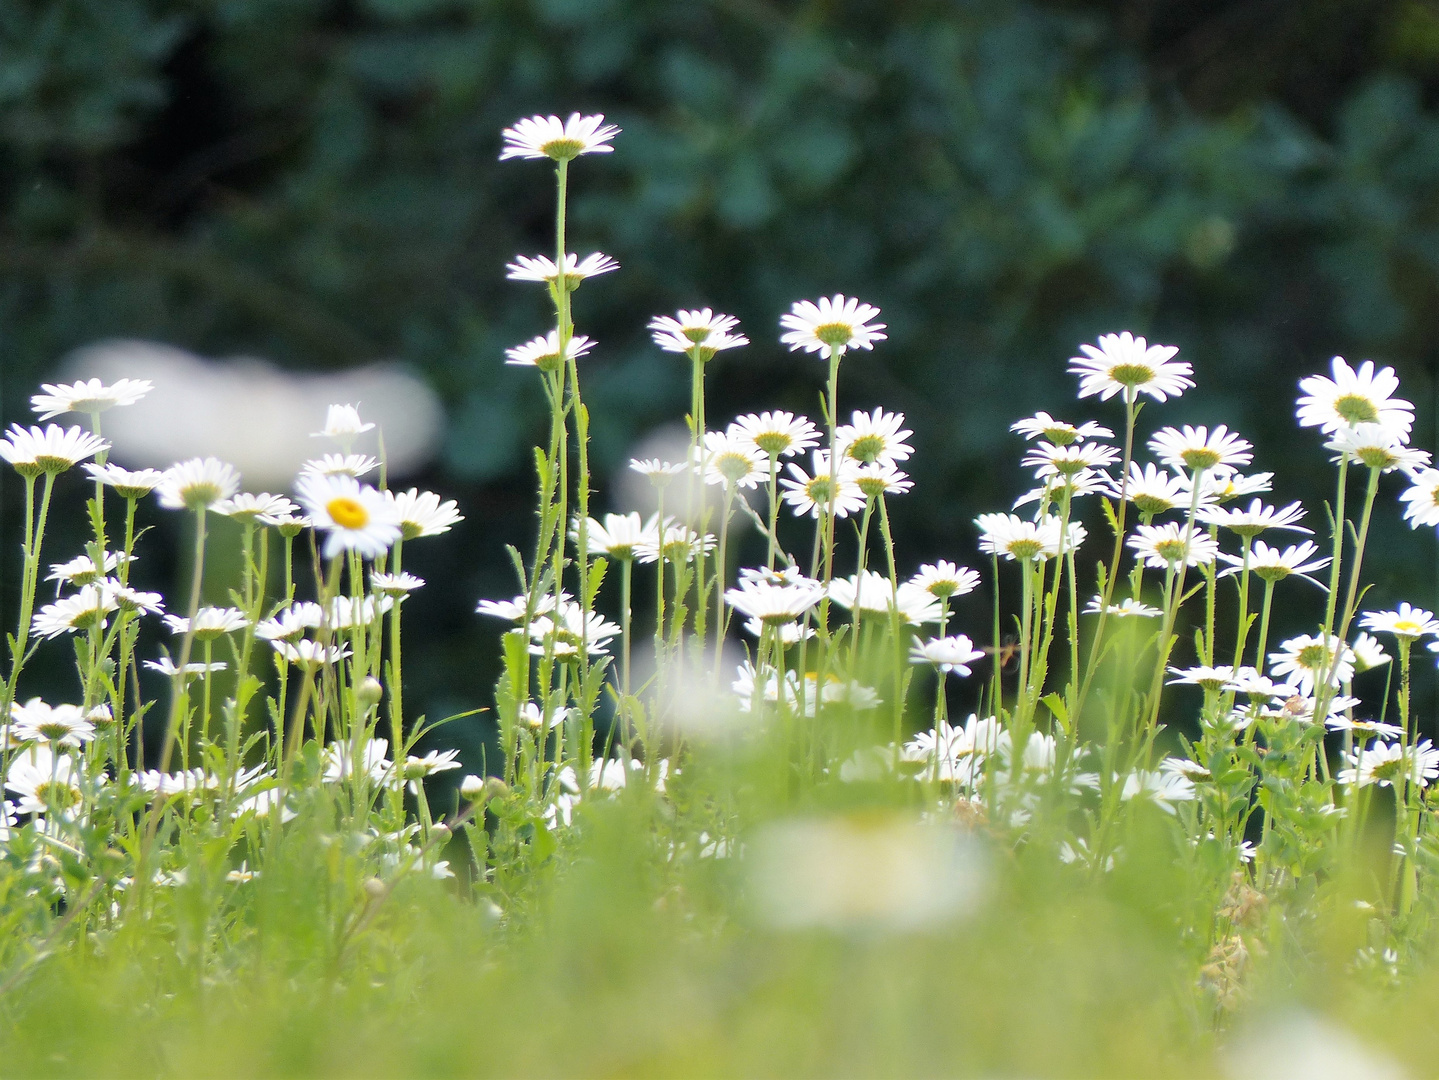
724,575,826,625
321,737,392,784
727,411,821,461
1217,539,1330,587
909,635,985,675
328,595,394,629
1107,462,1204,517
1166,665,1236,691
1010,412,1114,445
1325,423,1430,473
828,570,942,625
1013,470,1110,509
1199,498,1309,538
649,308,749,359
46,551,132,588
975,513,1084,562
272,639,352,668
295,474,401,559
1148,425,1253,474
154,457,241,511
475,592,566,622
634,522,716,565
1360,603,1439,641
1084,595,1163,618
1120,769,1196,814
144,656,228,677
1199,470,1274,504
213,492,300,525
8,699,96,747
628,458,689,485
574,512,652,560
1338,740,1439,789
505,330,594,373
1325,714,1404,739
111,583,164,615
694,430,766,489
300,453,380,479
1269,633,1353,694
1400,468,1439,528
1068,331,1193,403
370,571,425,596
779,451,865,519
779,295,886,355
4,745,90,818
506,252,619,287
403,748,463,781
908,561,981,600
1350,631,1391,672
835,408,913,466
310,404,375,441
743,618,814,644
499,113,620,161
1022,441,1119,478
83,462,165,498
0,424,109,476
255,603,324,641
1127,522,1219,569
385,488,464,539
527,602,622,658
1222,668,1299,700
854,461,912,499
1296,356,1414,437
30,377,153,420
31,585,118,638
163,607,248,639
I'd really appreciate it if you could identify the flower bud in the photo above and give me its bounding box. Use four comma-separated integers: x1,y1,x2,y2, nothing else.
355,677,383,710
460,774,486,801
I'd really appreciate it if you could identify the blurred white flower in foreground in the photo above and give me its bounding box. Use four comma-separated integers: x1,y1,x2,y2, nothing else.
1223,1010,1406,1080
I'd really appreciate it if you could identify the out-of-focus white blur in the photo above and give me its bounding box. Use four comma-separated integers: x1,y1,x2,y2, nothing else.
1223,1010,1406,1080
60,340,443,489
746,813,990,932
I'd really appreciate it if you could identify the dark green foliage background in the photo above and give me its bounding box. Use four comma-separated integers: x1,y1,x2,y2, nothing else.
4,0,1439,740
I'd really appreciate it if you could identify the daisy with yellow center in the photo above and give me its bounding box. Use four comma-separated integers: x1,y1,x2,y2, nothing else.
295,474,401,559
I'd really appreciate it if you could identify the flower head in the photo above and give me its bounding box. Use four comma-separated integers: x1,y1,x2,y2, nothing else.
1084,595,1162,618
574,512,651,561
213,492,300,525
300,453,380,479
295,474,401,559
8,698,96,747
1325,423,1430,473
649,308,748,360
1360,603,1439,641
1148,425,1252,474
910,635,985,675
505,330,594,373
163,606,249,639
507,252,619,288
155,458,241,511
908,561,981,600
31,377,152,420
1296,356,1413,437
835,408,913,466
779,451,865,519
1128,522,1219,569
1218,539,1330,587
83,462,165,498
384,488,464,540
1339,740,1439,789
725,574,825,626
828,570,942,625
311,404,375,442
272,639,353,669
727,411,821,461
975,513,1084,562
371,571,425,597
694,430,766,489
1068,332,1192,403
1,424,109,476
1199,498,1309,538
779,295,886,355
499,113,619,161
1108,462,1205,518
1010,412,1114,446
1400,469,1439,529
46,551,132,588
1269,633,1352,694
32,585,119,638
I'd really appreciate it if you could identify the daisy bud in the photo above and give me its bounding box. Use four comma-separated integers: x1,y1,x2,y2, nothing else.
362,877,387,900
355,677,384,710
460,774,486,801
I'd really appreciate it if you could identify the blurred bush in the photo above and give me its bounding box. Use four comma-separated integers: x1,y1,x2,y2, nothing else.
5,0,1439,729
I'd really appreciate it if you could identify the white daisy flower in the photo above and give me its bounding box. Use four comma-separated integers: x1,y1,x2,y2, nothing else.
499,112,620,161
1148,424,1252,474
46,551,132,588
300,452,380,479
1120,769,1196,814
1198,498,1309,538
321,737,392,784
527,601,622,658
1217,539,1330,587
779,294,886,355
742,618,814,643
154,457,241,511
255,603,324,641
834,408,913,466
8,698,96,747
628,458,689,484
908,561,981,600
909,635,985,675
779,451,865,519
573,512,652,561
1269,633,1353,694
1106,462,1205,517
504,330,595,373
506,252,619,287
1022,441,1119,478
403,749,463,785
311,403,375,441
144,656,228,677
82,462,166,498
724,574,825,625
828,570,942,625
1166,665,1236,691
1198,470,1273,504
4,744,91,818
30,377,153,420
328,594,394,629
1010,412,1114,445
633,522,716,565
727,411,821,461
1127,522,1218,569
475,592,566,622
1338,739,1439,789
854,461,912,499
649,308,749,359
1222,668,1300,700
385,488,464,539
694,430,766,489
1,424,109,476
1084,595,1163,618
110,583,163,615
975,513,1083,562
1325,714,1404,739
213,492,300,525
272,638,353,669
1068,331,1192,403
1400,468,1439,528
295,473,401,559
1296,356,1414,437
1350,631,1391,672
1325,423,1430,473
371,571,425,596
1360,603,1439,641
163,606,248,639
1013,470,1110,509
31,584,119,638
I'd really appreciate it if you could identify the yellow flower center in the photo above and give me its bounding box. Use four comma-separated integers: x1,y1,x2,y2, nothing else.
327,496,369,530
1333,394,1379,425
